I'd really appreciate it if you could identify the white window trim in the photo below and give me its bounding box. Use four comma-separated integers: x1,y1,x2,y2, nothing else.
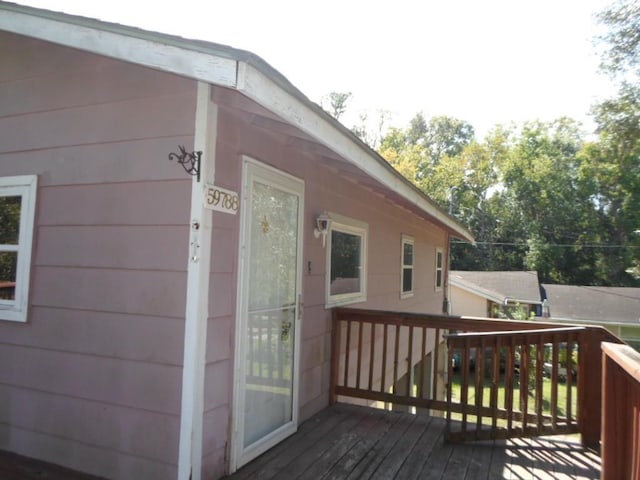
0,175,37,323
401,234,414,299
325,213,368,307
435,247,444,292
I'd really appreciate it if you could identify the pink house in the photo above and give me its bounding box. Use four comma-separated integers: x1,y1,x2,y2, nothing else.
0,3,473,479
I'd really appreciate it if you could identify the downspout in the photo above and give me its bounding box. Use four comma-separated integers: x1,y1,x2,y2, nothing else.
443,232,451,315
177,81,217,480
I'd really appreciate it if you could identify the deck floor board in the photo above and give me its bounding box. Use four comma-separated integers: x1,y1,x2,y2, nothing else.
225,404,601,480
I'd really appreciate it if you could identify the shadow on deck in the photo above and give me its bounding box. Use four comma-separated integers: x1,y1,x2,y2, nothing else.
226,404,601,480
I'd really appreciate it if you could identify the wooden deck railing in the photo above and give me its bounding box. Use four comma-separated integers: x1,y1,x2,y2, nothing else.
330,308,621,448
601,342,640,480
446,327,582,442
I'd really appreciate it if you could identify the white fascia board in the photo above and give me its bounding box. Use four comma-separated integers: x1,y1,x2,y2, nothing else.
236,62,474,242
0,8,237,87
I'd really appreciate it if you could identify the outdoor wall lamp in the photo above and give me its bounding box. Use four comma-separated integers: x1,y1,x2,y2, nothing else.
314,212,332,248
168,145,202,182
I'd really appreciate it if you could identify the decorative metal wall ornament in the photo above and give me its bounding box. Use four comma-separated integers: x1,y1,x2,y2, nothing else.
168,146,202,182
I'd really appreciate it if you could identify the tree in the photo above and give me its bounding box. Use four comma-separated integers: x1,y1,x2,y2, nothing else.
597,0,640,80
378,113,475,187
590,0,640,284
322,91,352,120
352,109,390,149
581,85,640,284
496,118,625,284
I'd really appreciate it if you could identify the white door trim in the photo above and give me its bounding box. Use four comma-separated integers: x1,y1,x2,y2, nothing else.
230,157,304,472
177,81,218,480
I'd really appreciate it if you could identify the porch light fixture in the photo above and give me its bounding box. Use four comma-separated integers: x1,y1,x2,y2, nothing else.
314,212,332,247
168,145,202,182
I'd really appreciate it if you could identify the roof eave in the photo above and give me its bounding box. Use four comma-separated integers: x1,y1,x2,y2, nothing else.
0,1,474,242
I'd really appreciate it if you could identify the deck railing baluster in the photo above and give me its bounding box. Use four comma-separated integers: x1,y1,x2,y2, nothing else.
461,336,470,433
355,321,363,390
381,323,388,394
343,318,352,388
433,328,440,401
535,336,544,433
393,324,400,394
475,337,486,437
368,322,375,392
566,336,574,426
551,335,559,429
407,325,414,399
420,326,427,400
491,336,500,434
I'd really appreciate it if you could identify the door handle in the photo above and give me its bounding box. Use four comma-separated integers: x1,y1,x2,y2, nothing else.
298,293,303,320
281,321,292,341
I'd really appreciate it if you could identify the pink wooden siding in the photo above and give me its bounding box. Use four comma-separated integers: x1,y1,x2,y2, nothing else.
0,31,196,479
201,88,449,477
1,28,453,480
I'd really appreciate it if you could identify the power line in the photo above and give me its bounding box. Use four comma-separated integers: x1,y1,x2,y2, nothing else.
452,240,640,249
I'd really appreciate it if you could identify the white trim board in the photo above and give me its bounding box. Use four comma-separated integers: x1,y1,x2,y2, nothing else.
177,82,217,480
0,7,237,87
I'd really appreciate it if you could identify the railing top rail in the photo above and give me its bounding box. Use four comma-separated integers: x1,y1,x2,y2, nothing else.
334,307,596,332
602,341,640,384
446,326,586,340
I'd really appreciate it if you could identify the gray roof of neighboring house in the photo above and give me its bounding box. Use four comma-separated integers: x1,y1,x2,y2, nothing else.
0,1,474,242
450,271,542,305
541,284,640,326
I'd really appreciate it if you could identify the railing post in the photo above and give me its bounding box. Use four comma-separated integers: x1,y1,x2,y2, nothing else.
601,346,624,480
579,329,603,449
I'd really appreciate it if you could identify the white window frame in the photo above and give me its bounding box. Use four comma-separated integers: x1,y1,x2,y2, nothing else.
0,175,37,322
400,234,414,299
435,247,444,292
325,214,368,307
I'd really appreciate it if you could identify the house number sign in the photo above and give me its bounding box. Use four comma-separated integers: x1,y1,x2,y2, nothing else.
204,184,239,214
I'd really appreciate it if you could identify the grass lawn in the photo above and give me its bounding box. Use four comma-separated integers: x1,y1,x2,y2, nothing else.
449,371,578,426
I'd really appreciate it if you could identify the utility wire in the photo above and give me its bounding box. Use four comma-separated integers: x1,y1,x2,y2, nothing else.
452,240,640,249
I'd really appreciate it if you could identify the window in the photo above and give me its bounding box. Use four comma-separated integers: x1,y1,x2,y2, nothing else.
435,247,444,291
401,235,414,298
0,175,37,322
326,215,367,306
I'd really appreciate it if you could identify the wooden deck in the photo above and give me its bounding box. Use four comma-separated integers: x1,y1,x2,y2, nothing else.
226,404,601,480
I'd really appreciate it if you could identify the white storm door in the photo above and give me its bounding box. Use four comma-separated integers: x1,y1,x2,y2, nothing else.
234,159,304,468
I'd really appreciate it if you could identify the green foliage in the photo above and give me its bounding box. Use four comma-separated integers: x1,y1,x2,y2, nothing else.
0,196,20,289
492,302,535,321
379,113,475,189
597,0,640,79
322,91,352,120
378,111,640,285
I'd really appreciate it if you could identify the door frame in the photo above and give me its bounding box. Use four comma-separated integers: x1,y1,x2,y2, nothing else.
230,156,305,472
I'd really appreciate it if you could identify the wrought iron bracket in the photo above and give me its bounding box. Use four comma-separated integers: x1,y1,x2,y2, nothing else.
168,146,202,182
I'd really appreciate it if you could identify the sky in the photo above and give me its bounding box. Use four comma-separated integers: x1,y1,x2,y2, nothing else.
13,0,618,139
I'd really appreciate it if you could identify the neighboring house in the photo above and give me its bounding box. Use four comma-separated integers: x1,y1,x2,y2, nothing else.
449,270,542,318
541,284,640,350
449,270,640,350
0,3,473,480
